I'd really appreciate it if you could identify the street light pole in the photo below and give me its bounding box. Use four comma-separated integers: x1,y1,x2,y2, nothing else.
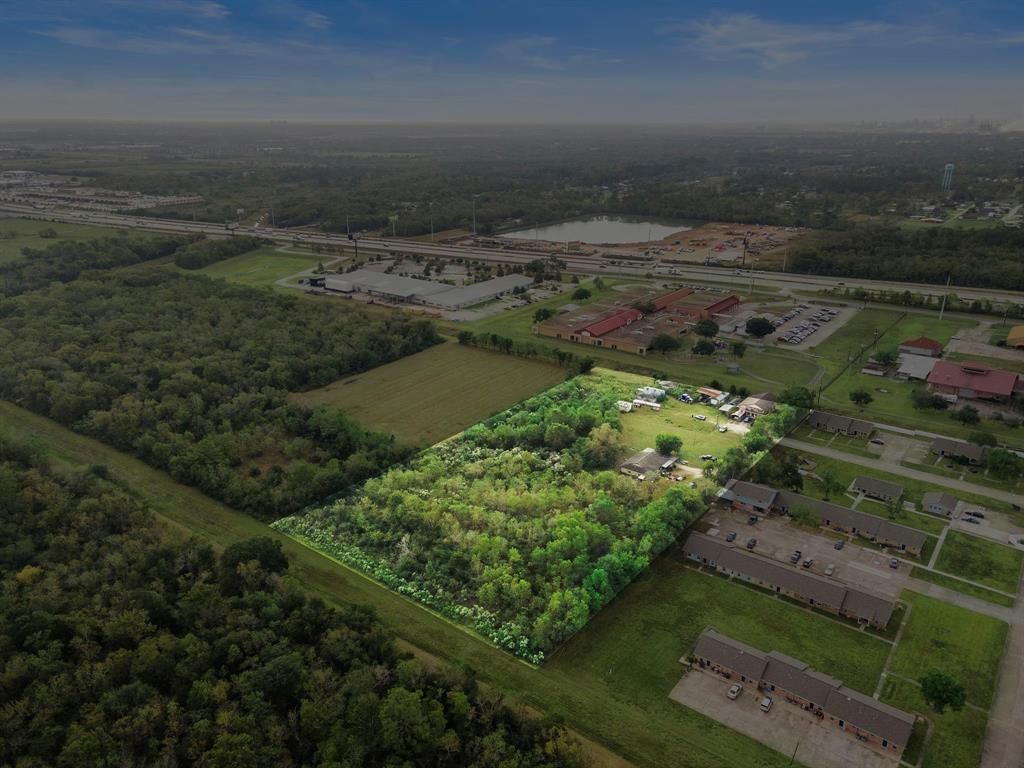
472,195,479,236
429,202,434,242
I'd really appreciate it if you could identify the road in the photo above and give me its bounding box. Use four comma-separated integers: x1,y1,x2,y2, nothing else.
4,201,1024,304
779,437,1024,507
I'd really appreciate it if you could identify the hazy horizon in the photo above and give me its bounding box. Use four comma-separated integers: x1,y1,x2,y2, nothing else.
2,1,1024,126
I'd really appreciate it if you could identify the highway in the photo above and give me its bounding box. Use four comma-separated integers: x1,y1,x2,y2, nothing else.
3,202,1022,304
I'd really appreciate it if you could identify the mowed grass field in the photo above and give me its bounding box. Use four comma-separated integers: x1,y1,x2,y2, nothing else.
935,530,1023,594
0,217,127,263
290,341,566,446
186,246,323,288
0,400,810,768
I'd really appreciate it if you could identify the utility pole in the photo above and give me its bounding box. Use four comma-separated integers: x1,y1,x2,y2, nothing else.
938,273,951,321
429,202,434,242
346,214,350,236
472,195,479,236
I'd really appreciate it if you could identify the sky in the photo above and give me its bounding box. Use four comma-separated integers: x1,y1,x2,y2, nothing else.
2,0,1024,124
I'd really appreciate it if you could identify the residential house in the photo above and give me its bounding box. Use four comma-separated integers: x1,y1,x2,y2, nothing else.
922,491,959,517
619,448,676,478
851,476,904,503
806,411,874,437
930,437,987,465
898,336,944,357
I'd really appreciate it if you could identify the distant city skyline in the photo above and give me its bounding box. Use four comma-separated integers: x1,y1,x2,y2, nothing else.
2,0,1024,125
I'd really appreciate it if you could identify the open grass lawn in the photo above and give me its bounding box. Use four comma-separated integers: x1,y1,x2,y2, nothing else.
598,369,741,463
881,677,988,768
934,531,1023,594
290,341,566,446
0,399,815,768
909,566,1016,608
889,591,1008,710
449,278,822,392
187,245,323,288
0,217,127,264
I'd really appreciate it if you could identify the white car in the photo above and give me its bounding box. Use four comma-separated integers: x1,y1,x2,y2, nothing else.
727,683,743,700
760,696,773,713
692,414,707,421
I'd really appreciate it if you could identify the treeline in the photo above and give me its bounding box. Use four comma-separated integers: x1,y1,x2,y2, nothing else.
0,234,192,296
0,441,588,767
457,330,595,375
824,286,1024,321
276,377,708,660
174,235,268,269
0,270,441,519
788,225,1024,290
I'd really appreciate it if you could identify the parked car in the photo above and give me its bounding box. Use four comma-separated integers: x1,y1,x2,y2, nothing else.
802,558,814,569
718,426,728,433
746,538,757,550
964,516,980,524
789,550,802,564
700,454,716,461
725,531,737,542
971,511,986,519
759,696,773,713
889,558,900,569
834,541,845,551
727,683,743,700
748,514,758,525
692,414,707,421
869,438,885,445
825,564,835,576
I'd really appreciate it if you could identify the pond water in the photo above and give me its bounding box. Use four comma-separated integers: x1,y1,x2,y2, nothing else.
502,215,695,244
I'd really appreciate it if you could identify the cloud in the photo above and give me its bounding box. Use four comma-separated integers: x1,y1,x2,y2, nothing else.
684,13,895,67
264,0,332,29
105,0,229,19
36,25,264,56
491,35,563,70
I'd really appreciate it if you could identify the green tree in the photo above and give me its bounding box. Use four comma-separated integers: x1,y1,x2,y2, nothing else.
952,405,980,424
745,317,774,337
649,334,681,353
694,318,719,338
533,307,554,322
873,346,899,366
777,386,815,409
849,389,873,410
692,339,716,356
819,467,845,500
920,670,966,713
730,341,747,358
571,287,591,301
457,330,474,344
583,423,622,468
655,434,682,455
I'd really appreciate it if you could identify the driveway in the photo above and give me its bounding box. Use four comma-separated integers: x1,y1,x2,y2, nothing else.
670,670,900,768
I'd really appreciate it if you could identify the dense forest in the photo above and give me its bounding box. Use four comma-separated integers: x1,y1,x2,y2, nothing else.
275,376,709,661
788,225,1024,290
0,270,441,519
0,440,588,767
174,235,267,269
0,235,193,297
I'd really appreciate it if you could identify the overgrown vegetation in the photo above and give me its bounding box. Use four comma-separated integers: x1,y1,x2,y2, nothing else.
275,376,709,661
173,235,267,269
0,440,588,767
0,269,441,519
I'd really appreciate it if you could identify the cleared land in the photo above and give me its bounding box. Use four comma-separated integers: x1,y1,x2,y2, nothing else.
934,531,1023,594
187,245,323,288
909,566,1016,608
290,341,566,445
0,217,127,263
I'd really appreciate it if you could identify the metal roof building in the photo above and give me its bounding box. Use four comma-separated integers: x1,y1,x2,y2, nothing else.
325,270,531,309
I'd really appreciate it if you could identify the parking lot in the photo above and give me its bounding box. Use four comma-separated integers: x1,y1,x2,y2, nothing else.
703,504,909,599
670,670,900,768
774,304,857,349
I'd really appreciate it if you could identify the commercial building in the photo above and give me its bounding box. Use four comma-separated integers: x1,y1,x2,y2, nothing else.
1007,325,1024,350
927,360,1022,402
534,285,741,356
721,481,927,554
895,353,938,381
689,629,916,758
806,411,874,437
324,269,532,309
683,534,896,627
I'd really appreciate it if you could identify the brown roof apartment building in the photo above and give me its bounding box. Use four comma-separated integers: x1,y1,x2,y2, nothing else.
689,629,915,757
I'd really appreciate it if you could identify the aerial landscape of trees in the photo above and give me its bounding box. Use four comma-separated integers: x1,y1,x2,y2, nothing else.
274,376,709,661
0,269,441,519
0,440,588,767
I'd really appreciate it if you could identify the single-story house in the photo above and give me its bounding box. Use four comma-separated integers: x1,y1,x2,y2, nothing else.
922,491,959,517
725,480,779,514
898,336,944,357
734,392,776,419
807,411,874,437
930,437,987,465
851,476,904,503
619,448,676,478
688,629,915,757
895,353,938,381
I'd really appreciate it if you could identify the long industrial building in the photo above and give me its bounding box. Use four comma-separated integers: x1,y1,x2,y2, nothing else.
324,269,532,309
